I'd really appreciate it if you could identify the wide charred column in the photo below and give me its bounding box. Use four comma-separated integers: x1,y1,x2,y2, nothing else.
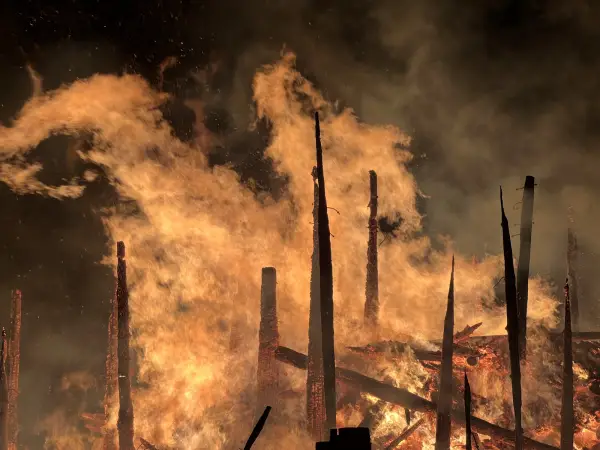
307,168,326,441
104,286,119,450
434,258,454,450
364,170,379,327
315,112,337,431
560,280,574,450
567,229,580,331
116,242,134,450
500,188,523,450
516,176,535,358
0,330,8,450
7,290,21,450
256,267,280,416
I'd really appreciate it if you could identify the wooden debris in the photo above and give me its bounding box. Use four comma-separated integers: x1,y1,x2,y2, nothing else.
0,330,8,450
307,167,326,441
384,417,425,450
244,406,271,450
435,257,455,450
364,170,379,326
516,176,535,358
257,268,280,416
465,372,473,450
567,228,580,331
116,242,135,450
7,290,20,450
315,111,337,431
500,187,523,450
104,285,118,450
274,346,558,450
560,280,574,450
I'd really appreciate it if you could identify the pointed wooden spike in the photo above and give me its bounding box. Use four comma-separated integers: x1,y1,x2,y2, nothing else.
435,257,455,450
465,372,473,450
315,111,337,431
500,187,523,450
560,279,574,450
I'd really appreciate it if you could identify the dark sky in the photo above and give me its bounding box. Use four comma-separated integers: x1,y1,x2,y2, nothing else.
1,0,600,447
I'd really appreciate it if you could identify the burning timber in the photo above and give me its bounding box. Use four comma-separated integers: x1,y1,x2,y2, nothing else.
464,373,473,450
434,257,454,450
314,111,337,431
116,241,135,450
517,176,535,358
307,167,326,441
0,330,7,450
500,187,524,450
257,268,280,416
561,281,574,450
7,290,20,450
104,280,119,450
364,170,379,327
567,228,580,330
274,346,558,450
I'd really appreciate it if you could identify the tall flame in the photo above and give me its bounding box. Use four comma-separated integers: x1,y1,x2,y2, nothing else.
0,53,559,448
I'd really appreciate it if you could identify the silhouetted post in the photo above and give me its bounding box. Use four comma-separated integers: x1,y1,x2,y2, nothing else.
104,286,119,450
560,280,574,450
7,291,20,450
435,257,455,450
364,170,379,326
307,168,326,441
244,406,272,450
316,428,372,450
116,242,134,450
465,372,473,450
0,330,8,450
516,176,534,358
567,229,580,331
500,188,523,450
257,267,280,416
315,112,337,431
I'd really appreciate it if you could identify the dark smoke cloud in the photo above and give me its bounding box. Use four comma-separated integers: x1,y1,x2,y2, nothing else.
1,0,600,446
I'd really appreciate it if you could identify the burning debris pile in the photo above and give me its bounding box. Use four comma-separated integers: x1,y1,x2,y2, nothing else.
0,54,598,449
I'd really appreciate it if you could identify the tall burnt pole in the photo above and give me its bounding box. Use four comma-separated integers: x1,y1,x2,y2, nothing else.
116,242,134,450
566,229,580,331
500,188,523,450
464,372,473,450
256,267,280,416
0,329,8,450
314,112,337,431
104,285,119,450
560,280,574,450
7,291,21,450
364,170,379,327
434,257,455,450
307,168,326,441
516,176,534,358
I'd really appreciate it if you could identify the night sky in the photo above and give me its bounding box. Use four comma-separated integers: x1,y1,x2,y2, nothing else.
1,0,600,447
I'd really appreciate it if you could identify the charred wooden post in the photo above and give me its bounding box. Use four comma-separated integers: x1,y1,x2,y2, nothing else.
104,286,119,450
516,176,534,358
566,229,580,330
307,167,326,441
384,417,425,450
315,112,337,431
500,188,523,450
7,291,20,450
275,346,558,450
0,330,8,450
116,242,134,450
465,372,473,450
560,280,574,450
257,268,280,416
244,406,272,450
364,170,379,326
435,257,455,450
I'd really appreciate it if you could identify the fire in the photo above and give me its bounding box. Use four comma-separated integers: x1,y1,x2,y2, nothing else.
0,51,586,449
